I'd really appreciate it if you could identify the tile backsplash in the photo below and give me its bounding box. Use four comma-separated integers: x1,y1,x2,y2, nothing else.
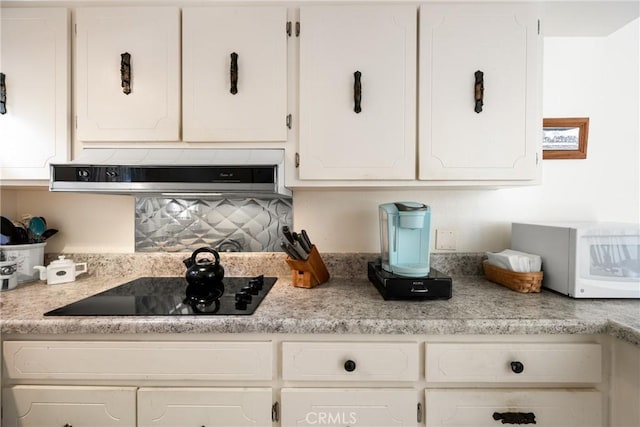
135,197,293,252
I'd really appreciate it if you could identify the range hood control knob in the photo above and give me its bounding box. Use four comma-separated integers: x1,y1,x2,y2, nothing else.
105,168,119,181
77,169,90,180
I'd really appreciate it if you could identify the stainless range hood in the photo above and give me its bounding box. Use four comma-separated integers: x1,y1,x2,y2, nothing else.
50,148,291,197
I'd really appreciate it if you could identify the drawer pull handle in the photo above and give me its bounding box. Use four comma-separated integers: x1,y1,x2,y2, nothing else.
344,359,357,372
63,424,73,427
0,72,6,114
353,71,362,113
510,361,524,374
474,70,484,113
120,52,131,95
493,411,536,424
230,52,239,95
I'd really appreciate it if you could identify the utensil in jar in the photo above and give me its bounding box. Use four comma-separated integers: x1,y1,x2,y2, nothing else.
28,217,46,242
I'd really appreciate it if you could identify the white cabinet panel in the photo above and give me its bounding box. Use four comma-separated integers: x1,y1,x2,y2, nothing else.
299,5,416,180
419,3,541,180
426,343,601,383
182,7,287,142
425,389,602,427
75,7,180,141
3,341,272,381
282,341,419,381
2,385,136,427
138,387,272,426
281,388,417,426
0,8,69,181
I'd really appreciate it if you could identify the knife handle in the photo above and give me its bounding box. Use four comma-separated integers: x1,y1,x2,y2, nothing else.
280,240,301,260
282,226,295,245
301,230,313,249
295,232,312,254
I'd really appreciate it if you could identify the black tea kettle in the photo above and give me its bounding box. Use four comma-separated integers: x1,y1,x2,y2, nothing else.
183,247,225,288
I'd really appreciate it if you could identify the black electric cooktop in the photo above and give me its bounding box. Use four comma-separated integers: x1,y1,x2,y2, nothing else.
44,275,276,316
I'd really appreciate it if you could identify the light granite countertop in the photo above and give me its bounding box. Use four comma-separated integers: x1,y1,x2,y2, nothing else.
1,254,639,346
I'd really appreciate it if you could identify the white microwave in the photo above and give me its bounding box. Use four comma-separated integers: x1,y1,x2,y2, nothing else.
511,222,640,298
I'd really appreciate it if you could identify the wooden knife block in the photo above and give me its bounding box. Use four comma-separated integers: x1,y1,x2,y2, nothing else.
285,245,330,288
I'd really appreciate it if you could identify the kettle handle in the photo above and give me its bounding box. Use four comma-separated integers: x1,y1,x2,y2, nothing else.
190,247,220,265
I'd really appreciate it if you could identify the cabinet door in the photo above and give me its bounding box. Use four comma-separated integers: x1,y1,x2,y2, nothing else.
138,387,272,426
2,385,136,426
75,7,180,141
0,8,69,181
299,5,417,180
419,3,541,181
425,389,602,427
183,7,287,142
281,388,417,426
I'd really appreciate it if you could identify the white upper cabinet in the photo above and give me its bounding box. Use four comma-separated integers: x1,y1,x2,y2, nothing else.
298,5,417,180
75,7,180,142
182,7,287,142
0,8,69,181
419,3,542,181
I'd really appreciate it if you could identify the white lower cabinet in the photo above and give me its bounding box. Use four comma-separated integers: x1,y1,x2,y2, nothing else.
281,389,418,426
137,387,272,426
425,389,602,427
2,385,136,426
0,336,616,427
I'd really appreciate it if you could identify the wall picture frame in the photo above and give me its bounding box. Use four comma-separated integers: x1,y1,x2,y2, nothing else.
542,117,590,159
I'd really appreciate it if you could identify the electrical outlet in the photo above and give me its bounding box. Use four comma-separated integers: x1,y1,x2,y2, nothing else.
436,229,456,250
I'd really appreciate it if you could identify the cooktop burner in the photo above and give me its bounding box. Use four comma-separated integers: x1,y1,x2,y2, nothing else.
44,275,276,316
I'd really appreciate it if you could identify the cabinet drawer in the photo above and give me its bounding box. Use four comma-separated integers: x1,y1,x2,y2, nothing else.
2,385,136,426
425,389,602,427
426,343,601,383
3,341,272,381
282,342,419,381
282,388,417,426
138,387,272,427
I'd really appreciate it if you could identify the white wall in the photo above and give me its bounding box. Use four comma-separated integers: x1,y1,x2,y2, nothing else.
4,19,638,254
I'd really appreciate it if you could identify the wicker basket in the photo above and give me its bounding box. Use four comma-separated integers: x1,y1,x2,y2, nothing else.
482,260,543,293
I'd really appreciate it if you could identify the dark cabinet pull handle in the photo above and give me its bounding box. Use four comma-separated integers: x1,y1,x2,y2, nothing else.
344,359,357,372
63,424,73,427
353,71,362,113
230,52,239,95
510,361,524,374
474,70,484,113
121,52,131,95
493,412,536,424
0,72,6,114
